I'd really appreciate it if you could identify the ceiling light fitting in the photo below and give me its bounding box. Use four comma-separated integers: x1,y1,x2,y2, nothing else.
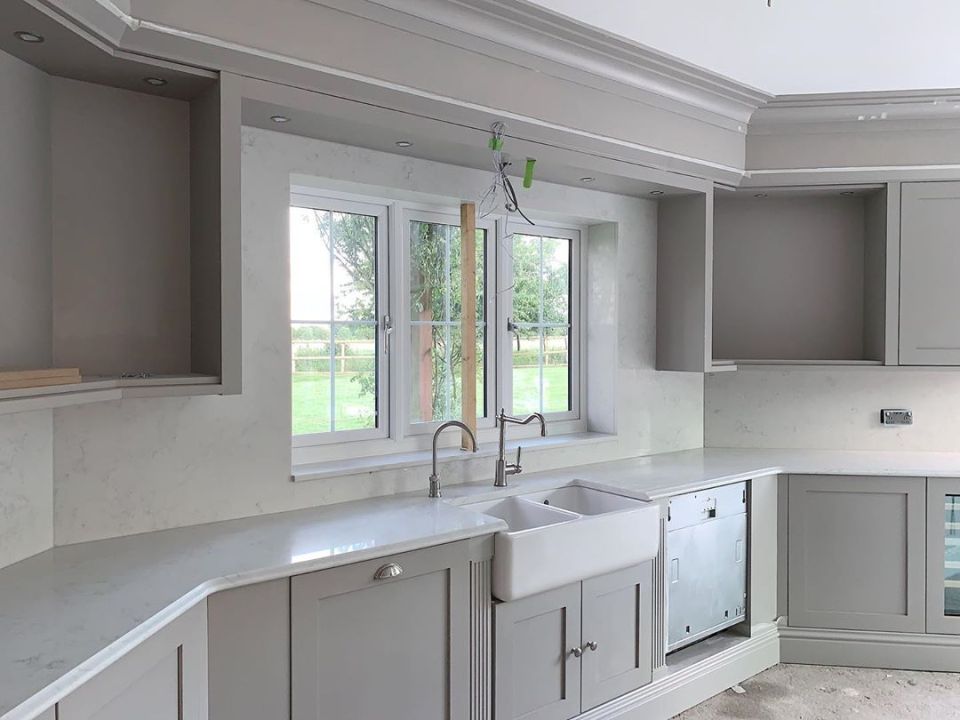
14,31,44,43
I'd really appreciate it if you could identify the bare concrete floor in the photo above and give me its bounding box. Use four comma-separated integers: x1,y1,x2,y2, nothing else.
674,664,960,719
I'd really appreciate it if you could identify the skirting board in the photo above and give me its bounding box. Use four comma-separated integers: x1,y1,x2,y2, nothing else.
780,626,960,672
579,624,780,720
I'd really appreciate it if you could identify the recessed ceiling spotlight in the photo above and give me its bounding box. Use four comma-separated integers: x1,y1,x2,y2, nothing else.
270,115,290,124
840,191,856,196
395,140,413,148
754,193,769,198
143,77,167,87
580,177,596,184
649,190,665,196
14,31,44,43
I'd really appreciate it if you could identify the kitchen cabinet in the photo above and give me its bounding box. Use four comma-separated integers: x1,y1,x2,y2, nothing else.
787,475,925,633
494,563,653,720
900,181,960,365
208,579,290,720
57,601,207,720
926,478,960,635
291,541,481,720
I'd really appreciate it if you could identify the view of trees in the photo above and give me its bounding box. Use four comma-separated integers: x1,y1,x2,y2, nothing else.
291,207,572,434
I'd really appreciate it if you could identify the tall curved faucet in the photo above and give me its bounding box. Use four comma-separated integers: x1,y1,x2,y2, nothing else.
495,408,546,487
428,421,479,498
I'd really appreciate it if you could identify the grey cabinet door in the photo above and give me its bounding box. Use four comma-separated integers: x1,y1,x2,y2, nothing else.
900,182,960,365
58,601,207,720
927,478,960,635
494,583,581,720
291,543,471,720
787,475,926,632
580,564,653,711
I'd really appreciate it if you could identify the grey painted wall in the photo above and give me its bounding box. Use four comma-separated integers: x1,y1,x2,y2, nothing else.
0,49,51,368
51,77,192,376
0,50,54,569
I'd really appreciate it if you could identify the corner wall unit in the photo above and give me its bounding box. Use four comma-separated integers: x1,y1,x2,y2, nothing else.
0,9,241,412
711,185,893,368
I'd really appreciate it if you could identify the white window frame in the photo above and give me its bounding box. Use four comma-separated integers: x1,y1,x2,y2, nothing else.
399,207,498,437
498,221,585,427
290,193,391,447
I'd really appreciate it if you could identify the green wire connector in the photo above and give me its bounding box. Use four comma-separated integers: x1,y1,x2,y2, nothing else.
523,157,536,189
488,136,504,151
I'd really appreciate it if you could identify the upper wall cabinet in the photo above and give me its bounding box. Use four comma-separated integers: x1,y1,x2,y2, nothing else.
900,182,960,366
712,186,892,367
0,28,241,411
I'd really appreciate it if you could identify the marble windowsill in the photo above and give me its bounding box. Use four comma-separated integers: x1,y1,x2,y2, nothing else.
290,431,618,482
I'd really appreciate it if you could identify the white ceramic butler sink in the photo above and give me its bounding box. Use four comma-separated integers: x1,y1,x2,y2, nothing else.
466,483,660,601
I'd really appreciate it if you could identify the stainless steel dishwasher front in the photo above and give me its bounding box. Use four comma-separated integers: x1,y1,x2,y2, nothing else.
666,481,748,653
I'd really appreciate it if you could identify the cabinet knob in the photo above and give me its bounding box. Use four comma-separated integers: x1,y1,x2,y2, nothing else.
570,646,583,658
373,562,404,580
585,641,598,652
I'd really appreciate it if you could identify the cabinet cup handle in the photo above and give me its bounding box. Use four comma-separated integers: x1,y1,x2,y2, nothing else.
373,562,404,580
585,641,598,652
570,646,583,658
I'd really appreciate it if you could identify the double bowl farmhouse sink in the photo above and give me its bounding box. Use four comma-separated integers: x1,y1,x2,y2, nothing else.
465,483,660,601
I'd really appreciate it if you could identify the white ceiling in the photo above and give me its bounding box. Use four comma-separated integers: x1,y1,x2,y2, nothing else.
527,0,960,95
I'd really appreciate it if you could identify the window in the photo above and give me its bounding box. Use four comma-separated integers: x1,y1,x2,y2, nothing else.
290,188,583,450
290,196,388,442
407,214,490,428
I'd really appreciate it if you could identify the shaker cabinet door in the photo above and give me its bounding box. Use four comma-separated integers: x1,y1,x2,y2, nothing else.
787,475,926,633
900,182,960,365
291,543,471,720
927,478,960,635
494,583,582,720
580,563,653,711
58,601,207,720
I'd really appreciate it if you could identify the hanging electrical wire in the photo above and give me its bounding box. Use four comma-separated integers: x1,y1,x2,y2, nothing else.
478,121,535,226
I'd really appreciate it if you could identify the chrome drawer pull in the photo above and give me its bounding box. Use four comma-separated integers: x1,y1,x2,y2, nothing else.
570,646,583,658
373,562,404,580
585,641,598,652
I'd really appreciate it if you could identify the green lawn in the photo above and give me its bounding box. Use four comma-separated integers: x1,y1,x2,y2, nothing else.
293,366,569,435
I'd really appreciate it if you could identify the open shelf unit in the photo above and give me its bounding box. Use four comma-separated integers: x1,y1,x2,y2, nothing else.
712,185,890,367
1,3,241,412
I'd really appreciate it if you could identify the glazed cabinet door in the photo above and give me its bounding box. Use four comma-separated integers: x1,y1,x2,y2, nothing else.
58,601,207,720
291,542,471,720
900,182,960,365
787,475,926,633
580,563,653,711
494,583,582,720
927,478,960,634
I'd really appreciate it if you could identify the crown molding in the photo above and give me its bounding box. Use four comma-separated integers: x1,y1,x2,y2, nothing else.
751,88,960,133
319,0,772,128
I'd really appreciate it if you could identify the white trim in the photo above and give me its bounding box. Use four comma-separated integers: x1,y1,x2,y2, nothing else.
289,193,391,445
400,208,498,436
500,220,585,426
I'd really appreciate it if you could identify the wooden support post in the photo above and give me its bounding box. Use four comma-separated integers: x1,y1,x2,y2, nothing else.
460,202,477,449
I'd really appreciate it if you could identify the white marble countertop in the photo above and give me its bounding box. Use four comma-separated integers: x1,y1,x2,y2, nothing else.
0,495,505,720
6,446,960,719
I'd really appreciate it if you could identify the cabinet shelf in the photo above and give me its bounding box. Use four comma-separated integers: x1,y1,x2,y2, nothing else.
0,375,221,414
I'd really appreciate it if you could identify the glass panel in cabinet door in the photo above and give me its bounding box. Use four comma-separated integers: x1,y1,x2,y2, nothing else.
946,495,960,616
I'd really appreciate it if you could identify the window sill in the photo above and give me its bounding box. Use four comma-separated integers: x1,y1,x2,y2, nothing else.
290,432,617,483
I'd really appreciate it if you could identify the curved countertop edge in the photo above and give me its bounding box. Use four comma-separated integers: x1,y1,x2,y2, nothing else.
9,446,960,719
2,519,507,720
